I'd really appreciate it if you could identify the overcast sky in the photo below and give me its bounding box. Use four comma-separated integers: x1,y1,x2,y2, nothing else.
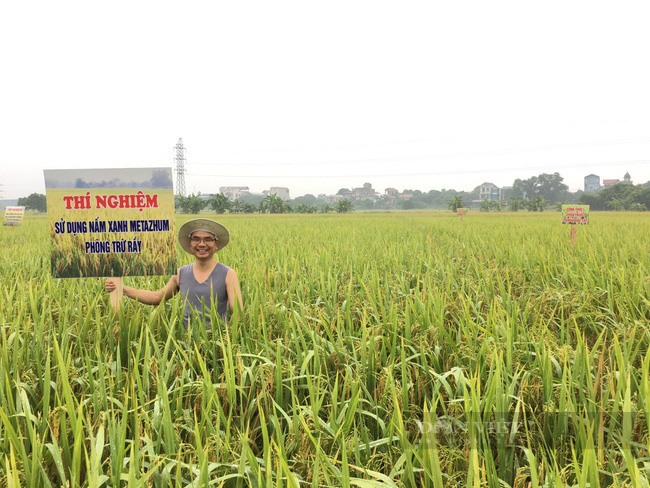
1,1,649,200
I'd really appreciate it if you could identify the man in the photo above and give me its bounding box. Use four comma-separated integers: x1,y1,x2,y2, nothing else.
106,219,243,328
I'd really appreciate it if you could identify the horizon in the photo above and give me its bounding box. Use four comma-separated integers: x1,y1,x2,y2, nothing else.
4,168,648,205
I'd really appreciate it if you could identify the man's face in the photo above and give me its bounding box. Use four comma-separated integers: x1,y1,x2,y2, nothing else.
190,230,218,257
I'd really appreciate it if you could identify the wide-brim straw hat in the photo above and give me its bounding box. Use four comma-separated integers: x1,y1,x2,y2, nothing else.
178,219,230,254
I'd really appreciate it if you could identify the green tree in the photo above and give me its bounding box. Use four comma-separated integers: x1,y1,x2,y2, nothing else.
608,198,625,211
579,183,647,211
355,199,375,210
512,173,568,202
208,193,233,214
231,199,245,213
232,199,257,214
447,195,464,212
538,173,568,202
320,203,332,213
629,202,647,211
176,193,206,214
17,193,47,212
336,199,354,213
523,198,536,211
231,200,254,213
479,198,491,212
508,198,523,212
532,196,547,212
290,194,322,207
237,193,264,207
260,193,286,214
400,198,416,210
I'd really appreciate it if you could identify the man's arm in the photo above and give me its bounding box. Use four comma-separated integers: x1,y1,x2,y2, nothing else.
106,273,180,305
225,269,243,311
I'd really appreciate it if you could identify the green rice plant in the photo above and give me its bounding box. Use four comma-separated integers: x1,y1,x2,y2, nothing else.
0,211,648,486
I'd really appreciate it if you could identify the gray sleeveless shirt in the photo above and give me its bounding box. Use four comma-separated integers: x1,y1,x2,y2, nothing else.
178,262,230,328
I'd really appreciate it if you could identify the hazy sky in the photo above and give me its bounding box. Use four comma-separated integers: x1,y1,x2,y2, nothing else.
2,1,649,200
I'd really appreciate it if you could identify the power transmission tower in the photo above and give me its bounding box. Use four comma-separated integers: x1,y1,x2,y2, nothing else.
174,138,187,197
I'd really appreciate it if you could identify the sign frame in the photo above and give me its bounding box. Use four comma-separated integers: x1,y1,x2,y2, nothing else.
44,167,176,279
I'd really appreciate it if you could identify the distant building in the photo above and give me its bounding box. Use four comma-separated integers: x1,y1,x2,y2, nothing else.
384,188,399,203
219,186,250,201
328,194,347,203
337,190,353,200
602,172,632,187
584,174,600,193
269,187,290,200
351,182,378,200
399,193,413,201
478,182,505,201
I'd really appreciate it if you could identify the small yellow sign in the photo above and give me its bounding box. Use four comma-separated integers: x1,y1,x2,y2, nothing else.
3,206,25,226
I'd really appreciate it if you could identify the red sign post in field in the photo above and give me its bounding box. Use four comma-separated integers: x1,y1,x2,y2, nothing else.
561,204,590,246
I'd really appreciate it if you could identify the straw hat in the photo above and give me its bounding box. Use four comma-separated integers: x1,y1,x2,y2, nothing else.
178,219,230,254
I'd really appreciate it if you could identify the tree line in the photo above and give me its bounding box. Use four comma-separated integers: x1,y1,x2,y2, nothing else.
175,193,354,214
11,172,650,214
577,181,650,211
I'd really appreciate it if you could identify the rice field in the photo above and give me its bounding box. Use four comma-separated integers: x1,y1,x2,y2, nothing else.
1,211,649,487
